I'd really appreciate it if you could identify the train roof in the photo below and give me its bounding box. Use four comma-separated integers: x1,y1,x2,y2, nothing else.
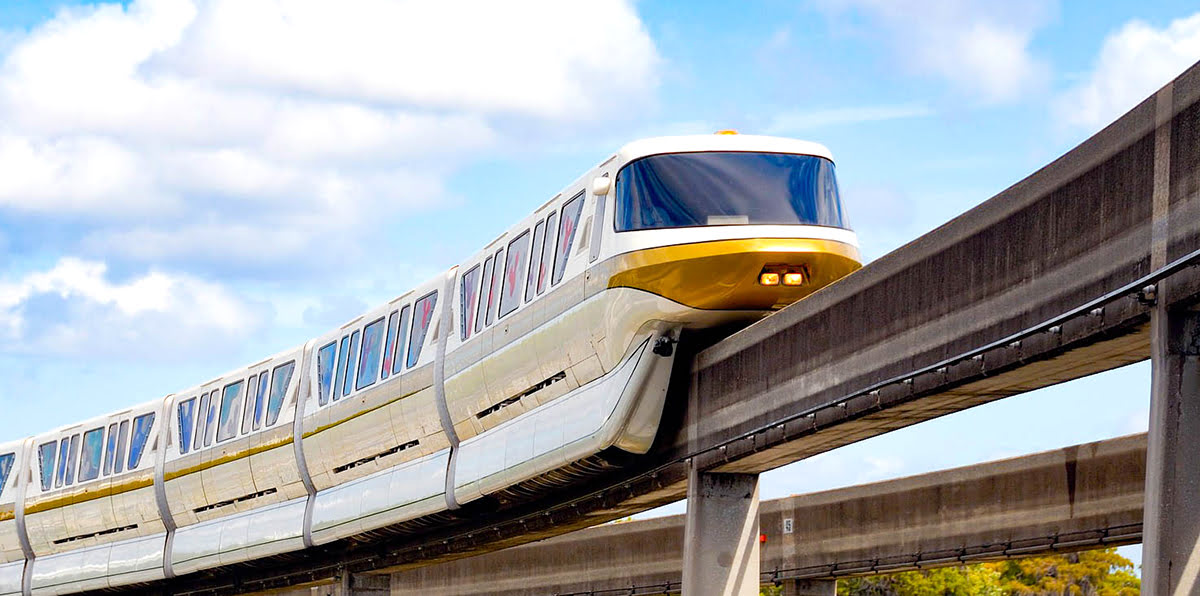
615,133,834,165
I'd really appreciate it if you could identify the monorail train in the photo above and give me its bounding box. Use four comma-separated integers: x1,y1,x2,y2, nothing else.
0,133,860,595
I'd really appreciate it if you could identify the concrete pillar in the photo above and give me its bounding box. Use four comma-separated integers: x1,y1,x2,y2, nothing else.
781,578,836,596
681,463,760,596
1143,305,1200,596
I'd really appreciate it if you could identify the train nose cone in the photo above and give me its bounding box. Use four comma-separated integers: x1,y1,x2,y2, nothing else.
603,238,862,311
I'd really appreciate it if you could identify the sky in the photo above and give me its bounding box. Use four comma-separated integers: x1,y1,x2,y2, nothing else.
2,0,1200,571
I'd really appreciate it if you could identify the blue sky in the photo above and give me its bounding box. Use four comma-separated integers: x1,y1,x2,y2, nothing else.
2,0,1199,570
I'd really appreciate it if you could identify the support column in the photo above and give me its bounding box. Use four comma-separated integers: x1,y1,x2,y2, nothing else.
1144,305,1200,596
781,579,836,596
682,463,760,596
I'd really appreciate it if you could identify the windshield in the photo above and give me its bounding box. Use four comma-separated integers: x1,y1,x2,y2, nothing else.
615,151,849,232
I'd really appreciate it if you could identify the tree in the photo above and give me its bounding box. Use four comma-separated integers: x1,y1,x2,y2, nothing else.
820,548,1139,596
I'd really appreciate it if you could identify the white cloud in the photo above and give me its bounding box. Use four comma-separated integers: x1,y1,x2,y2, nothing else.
817,0,1053,103
1056,13,1200,131
0,0,660,269
0,257,265,359
767,103,933,133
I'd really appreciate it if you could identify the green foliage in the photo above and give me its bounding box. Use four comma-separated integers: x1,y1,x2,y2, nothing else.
816,549,1140,596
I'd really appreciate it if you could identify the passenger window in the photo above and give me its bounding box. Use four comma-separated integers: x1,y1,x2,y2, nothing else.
334,335,350,401
317,342,337,406
0,453,12,498
242,375,258,435
526,220,546,303
500,231,530,318
114,420,128,474
37,442,55,492
265,361,295,427
538,212,557,295
194,393,209,452
357,318,385,390
486,249,503,326
554,192,585,285
177,399,196,455
476,256,493,334
104,423,119,473
78,427,104,482
392,306,411,375
216,380,244,442
342,330,361,397
459,266,481,341
203,392,218,447
128,413,155,469
54,437,70,488
64,434,79,486
407,292,438,368
382,311,399,379
255,371,269,428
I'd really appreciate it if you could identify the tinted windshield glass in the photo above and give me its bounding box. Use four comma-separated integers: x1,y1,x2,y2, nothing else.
615,152,848,232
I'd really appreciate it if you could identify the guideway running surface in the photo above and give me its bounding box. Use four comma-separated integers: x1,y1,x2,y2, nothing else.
151,61,1200,595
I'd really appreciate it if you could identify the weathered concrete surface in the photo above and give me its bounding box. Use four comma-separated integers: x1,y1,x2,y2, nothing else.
1144,306,1200,595
681,470,760,596
389,434,1146,596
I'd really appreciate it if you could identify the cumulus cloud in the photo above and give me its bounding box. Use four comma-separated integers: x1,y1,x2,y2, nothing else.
817,0,1054,103
0,257,266,359
1056,12,1200,131
0,0,659,272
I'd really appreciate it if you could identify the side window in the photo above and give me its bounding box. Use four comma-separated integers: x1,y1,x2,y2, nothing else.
476,256,494,334
381,311,399,379
203,392,219,447
526,220,546,303
114,420,129,474
459,266,481,341
357,318,385,391
193,393,209,452
499,230,530,318
554,192,586,285
37,442,56,492
342,330,361,397
54,437,70,488
334,335,350,401
590,179,607,262
177,399,196,455
317,342,337,406
538,212,557,295
0,453,12,498
254,372,269,429
105,422,119,472
242,375,258,435
63,434,79,487
392,306,411,375
78,427,104,482
485,249,503,326
407,291,438,368
216,380,244,442
265,361,295,427
128,413,155,470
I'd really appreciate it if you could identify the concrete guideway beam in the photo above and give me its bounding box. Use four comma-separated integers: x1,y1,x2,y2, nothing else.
682,465,761,596
1145,305,1200,596
781,579,836,596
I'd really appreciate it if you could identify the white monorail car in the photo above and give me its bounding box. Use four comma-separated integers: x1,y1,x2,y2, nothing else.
0,133,861,595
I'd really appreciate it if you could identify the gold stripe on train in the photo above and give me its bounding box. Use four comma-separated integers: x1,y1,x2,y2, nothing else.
602,238,862,310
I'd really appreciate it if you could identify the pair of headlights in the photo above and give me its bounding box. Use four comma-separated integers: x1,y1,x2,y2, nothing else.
759,270,804,286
